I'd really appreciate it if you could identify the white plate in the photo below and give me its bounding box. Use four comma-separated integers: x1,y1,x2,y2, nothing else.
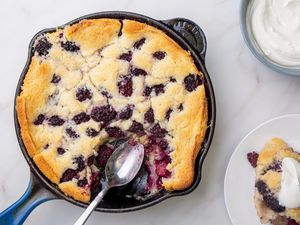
224,114,300,225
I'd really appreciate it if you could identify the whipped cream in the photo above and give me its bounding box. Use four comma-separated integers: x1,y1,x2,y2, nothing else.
248,0,300,67
279,157,300,208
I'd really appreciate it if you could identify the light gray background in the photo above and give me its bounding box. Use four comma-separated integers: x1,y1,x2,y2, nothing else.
1,0,300,224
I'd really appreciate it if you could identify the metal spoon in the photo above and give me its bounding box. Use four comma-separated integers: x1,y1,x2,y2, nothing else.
74,140,144,225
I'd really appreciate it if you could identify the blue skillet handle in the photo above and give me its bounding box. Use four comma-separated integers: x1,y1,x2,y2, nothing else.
0,172,57,225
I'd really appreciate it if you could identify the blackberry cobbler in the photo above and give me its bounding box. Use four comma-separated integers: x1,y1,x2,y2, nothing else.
16,19,207,202
248,138,300,225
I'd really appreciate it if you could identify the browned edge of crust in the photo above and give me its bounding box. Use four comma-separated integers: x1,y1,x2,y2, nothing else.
33,154,59,184
59,182,90,203
16,96,37,157
164,87,208,191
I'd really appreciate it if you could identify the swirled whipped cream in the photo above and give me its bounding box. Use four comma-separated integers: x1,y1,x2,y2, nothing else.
279,157,300,208
248,0,300,67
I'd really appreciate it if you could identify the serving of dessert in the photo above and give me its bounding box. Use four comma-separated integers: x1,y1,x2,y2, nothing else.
16,18,208,203
248,138,300,225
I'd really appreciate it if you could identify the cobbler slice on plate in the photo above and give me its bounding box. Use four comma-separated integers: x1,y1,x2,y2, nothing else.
16,19,208,202
248,138,300,225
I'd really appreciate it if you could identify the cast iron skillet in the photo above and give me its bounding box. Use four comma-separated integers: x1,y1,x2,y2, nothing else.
0,11,216,225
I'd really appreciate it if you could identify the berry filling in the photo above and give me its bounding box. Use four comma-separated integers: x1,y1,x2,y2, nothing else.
33,114,46,125
118,104,134,120
48,115,65,126
60,156,87,183
128,121,145,136
153,51,166,60
255,180,285,213
77,178,88,187
59,135,172,198
178,104,184,111
87,155,95,166
72,112,90,124
169,77,177,82
144,108,154,123
118,20,123,37
288,219,300,225
101,90,112,99
96,144,114,167
143,84,165,96
90,105,117,126
34,38,52,56
86,128,99,137
57,147,66,155
118,75,133,97
61,41,80,52
153,84,165,95
165,108,173,120
51,74,61,84
76,88,92,102
144,137,171,192
105,126,125,138
90,172,101,198
119,51,132,62
131,67,147,76
266,160,282,173
144,86,152,97
74,156,85,172
66,127,79,139
133,38,146,49
184,74,203,92
150,123,167,138
60,169,78,182
247,151,259,168
155,160,171,178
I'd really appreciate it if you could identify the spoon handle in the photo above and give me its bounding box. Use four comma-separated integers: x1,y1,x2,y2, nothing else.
74,186,109,225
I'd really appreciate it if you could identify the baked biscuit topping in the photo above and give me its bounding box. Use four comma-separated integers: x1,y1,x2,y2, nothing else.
16,18,207,202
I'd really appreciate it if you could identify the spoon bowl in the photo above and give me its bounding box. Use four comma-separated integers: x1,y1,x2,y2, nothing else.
74,140,144,225
106,140,144,187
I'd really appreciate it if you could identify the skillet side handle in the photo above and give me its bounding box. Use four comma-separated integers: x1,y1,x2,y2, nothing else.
0,172,56,225
161,18,207,63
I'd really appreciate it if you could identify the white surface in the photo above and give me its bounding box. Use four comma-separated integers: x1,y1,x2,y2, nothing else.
1,0,300,225
224,114,300,225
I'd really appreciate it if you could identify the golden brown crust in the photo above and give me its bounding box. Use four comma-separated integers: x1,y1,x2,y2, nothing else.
59,182,90,203
65,19,121,56
16,18,208,203
164,87,207,190
16,96,37,157
257,138,289,167
16,56,54,155
34,153,59,184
